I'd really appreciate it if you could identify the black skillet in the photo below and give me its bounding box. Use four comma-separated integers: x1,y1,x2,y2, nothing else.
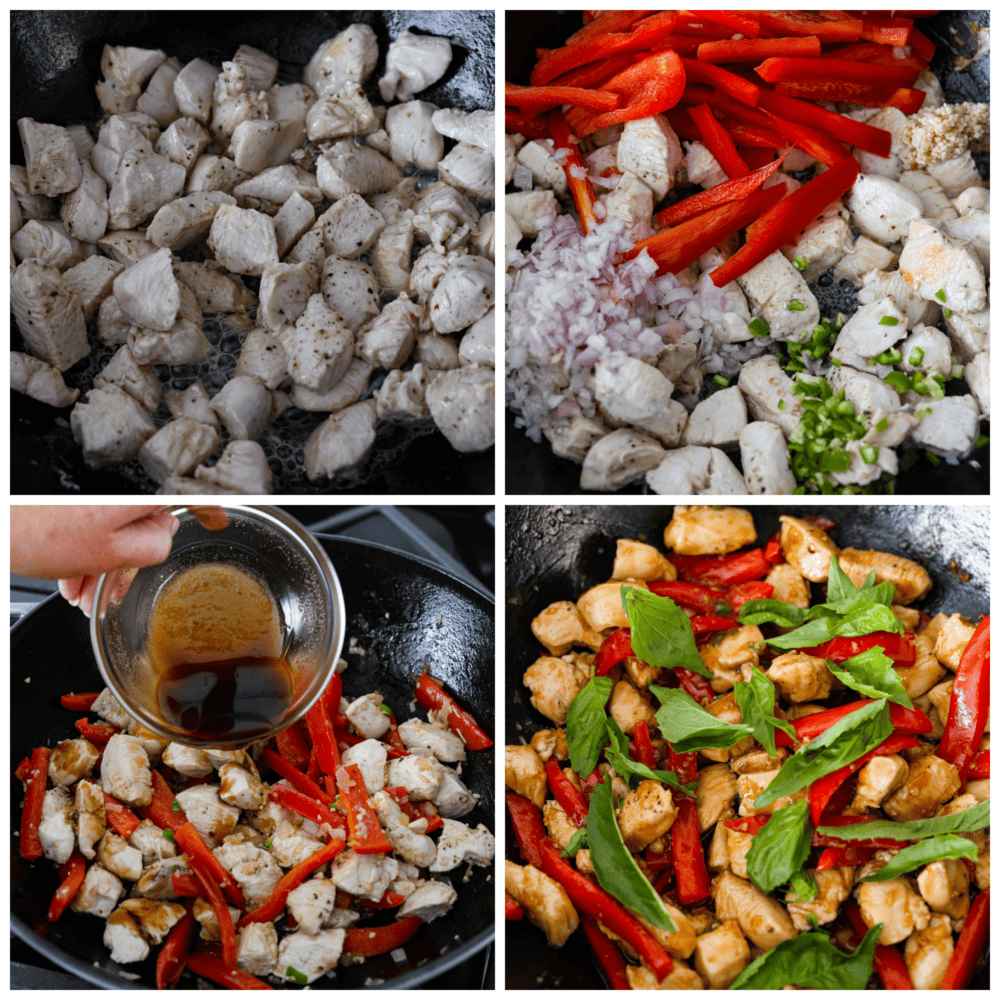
505,10,990,495
10,10,495,496
505,503,988,989
11,535,495,989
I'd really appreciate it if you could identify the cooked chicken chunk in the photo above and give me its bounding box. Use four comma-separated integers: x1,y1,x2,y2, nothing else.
73,863,124,918
387,754,443,802
904,913,954,989
286,877,337,935
696,764,738,830
883,754,961,822
175,784,240,846
128,819,177,868
48,737,99,787
18,117,82,196
101,734,153,807
847,755,909,815
916,858,969,921
531,601,601,657
237,921,279,977
104,907,150,964
38,786,76,864
693,919,750,989
933,613,977,670
344,692,392,739
618,780,678,852
715,871,797,949
627,960,704,990
857,875,931,945
397,720,465,763
277,928,346,984
341,739,388,794
379,30,451,103
664,505,756,556
214,842,283,909
97,830,144,882
328,849,398,902
426,366,495,452
836,548,932,605
767,652,833,703
785,866,853,931
505,860,578,946
779,516,841,582
371,790,437,866
608,679,657,736
765,563,811,609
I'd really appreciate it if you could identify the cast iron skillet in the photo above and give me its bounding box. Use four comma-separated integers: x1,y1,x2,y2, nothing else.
506,504,988,989
11,10,495,495
11,535,495,990
505,10,990,495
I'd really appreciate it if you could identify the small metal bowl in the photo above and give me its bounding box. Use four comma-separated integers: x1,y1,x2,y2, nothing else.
90,505,345,748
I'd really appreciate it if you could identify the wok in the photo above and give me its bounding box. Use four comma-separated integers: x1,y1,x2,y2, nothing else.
11,10,495,495
505,503,988,989
11,535,495,989
505,9,990,495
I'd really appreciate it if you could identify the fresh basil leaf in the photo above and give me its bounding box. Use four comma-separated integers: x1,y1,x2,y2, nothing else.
788,868,818,902
827,647,912,708
824,556,857,605
753,700,892,809
650,685,752,754
562,826,589,858
604,717,699,800
835,603,904,638
587,777,676,932
733,667,796,757
622,587,711,677
739,599,813,629
730,925,881,990
818,800,991,841
859,834,978,883
565,665,614,779
746,800,812,893
766,613,843,650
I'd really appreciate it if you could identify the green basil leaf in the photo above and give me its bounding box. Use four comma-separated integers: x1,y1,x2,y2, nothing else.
562,826,589,858
835,603,904,639
587,778,676,933
753,700,892,809
739,599,812,629
766,613,843,650
746,800,812,893
826,647,912,708
604,718,699,800
788,868,819,902
622,587,711,677
818,800,991,841
650,685,752,754
730,925,881,990
858,834,978,883
824,556,857,605
565,664,614,779
733,667,796,757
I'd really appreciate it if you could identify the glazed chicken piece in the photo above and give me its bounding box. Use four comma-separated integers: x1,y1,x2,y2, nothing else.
618,780,678,852
663,505,756,556
75,779,106,860
97,830,143,881
612,539,678,582
101,734,153,807
627,960,704,990
48,737,100,787
119,898,186,945
135,856,191,899
640,899,698,960
531,601,603,656
700,694,753,764
714,871,798,949
767,652,834,703
371,791,437,866
505,745,547,808
237,921,279,977
916,858,970,921
785,866,853,930
696,763,738,830
162,742,213,777
523,654,590,726
693,918,750,989
724,825,756,879
933,613,977,670
286,877,337,935
779,516,840,582
896,633,946,699
396,879,458,922
699,625,763,693
836,548,932,604
856,875,931,945
541,799,576,850
736,770,808,817
276,928,346,984
904,913,954,989
270,817,326,868
764,563,811,609
883,754,961,822
128,818,177,867
104,907,150,964
846,754,909,814
730,747,788,775
608,679,657,736
192,897,241,943
72,863,124,918
529,728,568,763
576,579,648,632
505,859,579,947
218,763,269,811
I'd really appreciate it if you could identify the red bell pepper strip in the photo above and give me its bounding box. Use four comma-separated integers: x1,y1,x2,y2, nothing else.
808,733,920,826
138,770,188,832
655,151,786,229
757,11,863,43
724,814,770,834
238,836,346,928
383,785,444,833
936,616,989,786
275,720,311,773
684,10,759,39
505,109,550,140
628,185,784,276
342,916,422,957
690,102,749,179
645,839,673,872
941,886,990,989
260,746,329,803
680,57,759,106
812,814,910,849
668,748,711,904
171,873,201,897
306,745,322,783
549,55,634,90
774,80,926,113
544,756,590,827
548,110,598,235
763,531,784,565
20,746,50,860
774,700,931,748
48,850,87,922
723,581,774,615
674,14,736,38
337,763,394,855
755,56,919,89
103,793,141,839
357,891,406,910
156,903,197,989
969,747,989,779
174,822,246,910
60,692,101,711
506,791,547,869
305,698,341,776
681,548,773,587
414,672,493,751
646,34,704,57
711,154,859,287
539,837,674,981
844,898,914,989
581,916,631,990
595,628,633,676
506,82,620,113
568,11,654,42
698,36,820,63
633,720,657,770
675,667,715,707
690,615,740,635
908,26,936,63
14,755,32,783
740,146,777,171
819,40,928,74
815,845,876,871
383,713,408,756
647,580,729,615
74,718,118,744
859,16,913,47
681,83,775,128
800,631,915,667
505,892,524,920
189,856,237,968
762,110,852,167
268,783,346,837
185,951,273,989
321,671,343,722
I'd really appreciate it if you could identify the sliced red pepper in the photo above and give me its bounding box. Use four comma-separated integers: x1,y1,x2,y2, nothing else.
505,109,550,140
819,40,928,73
698,36,820,63
156,903,196,989
674,667,715,707
756,58,919,89
74,718,119,744
775,700,931,748
505,892,524,920
383,713,408,756
581,916,631,990
20,746,50,860
342,916,422,957
680,57,759,106
269,783,346,837
711,154,858,288
859,15,913,47
645,839,673,872
681,548,773,587
138,770,188,832
844,898,914,989
260,746,329,803
595,628,633,676
321,671,343,723
174,822,246,911
800,632,915,667
414,672,493,751
506,791,547,869
762,110,852,167
548,110,598,235
48,850,87,922
723,581,774,615
189,856,236,968
567,11,655,43
668,748,711,904
941,886,989,989
763,531,784,565
684,10,759,39
549,55,634,90
383,785,444,833
14,755,32,783
724,814,770,834
646,34,704,57
103,793,141,839
773,80,926,112
305,698,341,776
357,891,407,909
633,719,657,770
171,872,201,897
815,845,875,871
545,756,590,827
648,580,730,615
757,11,863,43
690,615,741,635
936,616,989,786
506,81,620,113
539,837,674,981
337,763,394,855
969,747,989,779
274,721,311,774
691,102,751,177
60,692,101,711
306,744,322,783
185,951,273,989
681,83,774,128
908,26,936,63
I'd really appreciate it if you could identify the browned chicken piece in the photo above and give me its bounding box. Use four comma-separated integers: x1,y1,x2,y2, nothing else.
779,516,840,582
618,780,677,852
613,538,677,582
531,600,603,656
542,799,577,850
724,825,755,878
504,745,547,808
765,563,811,608
783,703,827,720
785,867,853,930
119,898,187,945
664,505,757,556
101,733,153,807
699,625,763,693
76,778,107,859
914,695,945,740
837,547,932,605
575,847,595,877
714,870,798,949
696,764,737,831
891,604,922,630
529,728,568,762
48,737,100,787
896,633,946,699
627,959,704,989
883,754,961,822
623,654,659,689
965,777,989,803
736,770,808,817
856,875,931,945
523,654,590,725
693,918,750,989
901,743,936,764
608,679,657,736
505,859,578,947
933,613,976,670
598,762,630,803
767,652,833,703
926,678,953,727
576,579,648,632
921,611,950,646
916,859,969,921
639,899,697,959
707,823,729,871
903,913,954,989
700,693,753,763
730,747,788,775
845,755,909,815
974,835,989,890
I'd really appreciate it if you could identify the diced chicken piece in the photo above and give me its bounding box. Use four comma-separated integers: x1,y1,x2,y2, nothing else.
378,29,451,102
779,515,840,582
415,329,460,371
382,100,442,170
104,908,149,964
829,297,907,373
680,387,746,448
137,59,181,127
531,600,601,657
645,446,746,496
273,193,317,259
737,252,818,343
836,547,932,605
724,826,755,879
428,255,494,335
90,688,130,727
305,25,378,100
303,398,378,477
715,871,797,949
432,108,492,156
207,203,278,276
694,919,750,989
609,539,675,583
884,754,962,822
974,835,989,891
413,180,480,254
591,356,684,445
522,655,589,726
965,351,989,419
18,117,82,196
506,860,578,946
767,652,834,703
396,720,464,765
425,365,495,452
344,692,392,739
214,842,283,909
933,613,977,670
627,960,704,990
341,739,388,795
286,877,337,936
175,785,240,846
11,259,90,371
235,164,322,209
785,866,853,931
736,769,807,817
187,154,251,194
192,897,241,943
374,363,429,422
896,325,954,379
60,161,109,243
218,763,268,812
316,140,402,201
700,694,753,764
97,830,144,881
761,564,808,611
580,426,667,490
188,440,272,494
10,352,80,408
664,505,756,556
276,928,346,984
608,679,657,736
857,875,931,946
926,150,985,199
101,734,153,807
696,764,738,830
370,790,437,866
529,729,569,764
387,754,443,802
270,818,326,868
504,745,546,808
736,356,804,438
515,139,568,198
173,58,218,123
107,149,185,230
857,268,939,329
329,849,398,901
911,394,981,461
952,186,989,214
62,256,124,321
618,780,678,852
257,260,316,331
898,218,987,314
355,295,421,370
162,743,213,777
848,174,923,245
11,218,84,271
576,581,630,632
237,921,278,977
319,256,379,333
72,863,124,918
616,115,682,199
38,786,76,864
847,755,909,814
780,216,854,280
291,356,373,413
97,229,157,266
208,375,270,440
146,191,234,250
505,189,560,241
903,913,954,990
90,114,154,187
899,169,957,221
134,856,190,899
128,819,177,867
917,858,969,921
433,766,476,818
210,61,268,144
459,306,494,368
736,420,794,495
137,418,219,484
438,141,494,201
113,246,180,332
313,196,385,264
45,737,98,791
155,116,210,176
235,328,288,389
390,880,454,926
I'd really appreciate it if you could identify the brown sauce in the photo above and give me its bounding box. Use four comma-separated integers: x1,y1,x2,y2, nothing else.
150,563,291,742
